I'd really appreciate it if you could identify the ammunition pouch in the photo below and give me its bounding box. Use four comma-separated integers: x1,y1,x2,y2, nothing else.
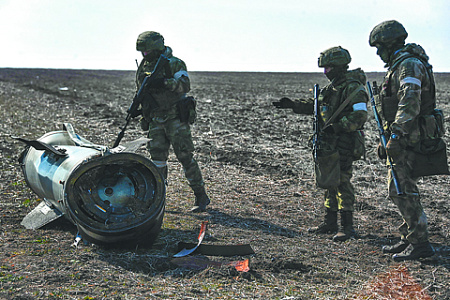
178,96,197,124
418,109,445,139
433,109,446,137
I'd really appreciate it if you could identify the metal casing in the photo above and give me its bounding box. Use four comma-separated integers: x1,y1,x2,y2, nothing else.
19,128,166,246
20,131,100,216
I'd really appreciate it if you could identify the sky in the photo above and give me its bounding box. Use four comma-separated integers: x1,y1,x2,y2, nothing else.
0,0,449,72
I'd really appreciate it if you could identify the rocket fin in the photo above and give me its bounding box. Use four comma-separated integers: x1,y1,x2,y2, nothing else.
120,137,151,153
13,137,67,156
110,137,150,153
21,201,64,229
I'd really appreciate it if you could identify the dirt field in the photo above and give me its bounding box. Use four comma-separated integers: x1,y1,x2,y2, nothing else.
0,68,449,299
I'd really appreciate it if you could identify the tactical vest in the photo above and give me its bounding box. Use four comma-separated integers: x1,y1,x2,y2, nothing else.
378,54,436,122
318,70,367,160
319,82,345,124
136,55,185,119
319,68,366,126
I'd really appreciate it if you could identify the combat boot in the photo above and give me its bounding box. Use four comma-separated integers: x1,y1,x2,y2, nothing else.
191,186,210,213
382,239,410,254
392,242,435,262
308,209,338,234
333,211,356,242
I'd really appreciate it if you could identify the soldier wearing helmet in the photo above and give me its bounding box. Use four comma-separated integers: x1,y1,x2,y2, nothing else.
369,20,439,261
134,31,210,213
273,46,368,242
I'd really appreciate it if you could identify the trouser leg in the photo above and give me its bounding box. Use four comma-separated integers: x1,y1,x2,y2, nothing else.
147,121,170,182
388,151,429,244
168,118,210,212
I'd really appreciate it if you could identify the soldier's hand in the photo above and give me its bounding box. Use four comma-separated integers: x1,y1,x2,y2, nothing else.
272,97,294,109
386,137,403,158
377,142,387,159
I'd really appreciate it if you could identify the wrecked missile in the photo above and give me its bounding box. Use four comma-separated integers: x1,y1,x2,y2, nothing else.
15,123,165,247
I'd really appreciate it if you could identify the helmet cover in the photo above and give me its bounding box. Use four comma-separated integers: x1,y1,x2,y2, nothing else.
136,31,165,52
318,46,351,68
369,20,408,47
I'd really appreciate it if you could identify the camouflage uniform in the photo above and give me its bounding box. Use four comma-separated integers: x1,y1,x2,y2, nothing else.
376,43,435,245
274,47,368,241
135,31,209,212
315,70,368,213
370,20,436,261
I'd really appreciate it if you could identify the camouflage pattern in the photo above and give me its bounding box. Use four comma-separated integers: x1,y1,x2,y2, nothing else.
318,46,351,67
136,45,205,191
136,31,165,52
321,69,368,211
292,69,368,132
377,43,436,145
387,150,428,244
318,68,368,132
376,43,436,244
292,68,369,211
324,150,354,211
147,117,205,191
369,20,408,47
136,46,190,118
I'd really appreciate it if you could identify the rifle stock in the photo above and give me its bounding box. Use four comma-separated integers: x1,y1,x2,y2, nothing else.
112,54,170,148
366,81,403,195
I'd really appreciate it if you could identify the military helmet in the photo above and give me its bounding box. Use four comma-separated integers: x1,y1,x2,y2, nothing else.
369,20,408,47
136,31,165,52
318,46,351,67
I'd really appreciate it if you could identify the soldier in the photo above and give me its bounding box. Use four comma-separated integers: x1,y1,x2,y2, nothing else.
135,31,210,213
369,20,437,261
273,46,368,242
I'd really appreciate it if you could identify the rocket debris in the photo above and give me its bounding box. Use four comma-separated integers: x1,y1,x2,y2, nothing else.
16,123,165,247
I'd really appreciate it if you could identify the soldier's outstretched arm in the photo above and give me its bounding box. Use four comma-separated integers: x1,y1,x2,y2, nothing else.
272,97,313,114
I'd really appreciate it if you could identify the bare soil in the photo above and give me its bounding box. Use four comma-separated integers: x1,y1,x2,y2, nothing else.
0,68,449,299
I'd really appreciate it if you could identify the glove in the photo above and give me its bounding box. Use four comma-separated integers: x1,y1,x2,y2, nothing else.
377,142,387,160
272,97,294,109
385,136,404,158
148,78,166,89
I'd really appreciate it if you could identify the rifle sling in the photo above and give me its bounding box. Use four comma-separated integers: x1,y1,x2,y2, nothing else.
323,85,366,128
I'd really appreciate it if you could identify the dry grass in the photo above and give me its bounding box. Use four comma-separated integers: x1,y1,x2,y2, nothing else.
0,69,449,299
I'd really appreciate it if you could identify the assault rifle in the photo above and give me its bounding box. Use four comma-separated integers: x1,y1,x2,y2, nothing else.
113,54,170,148
367,81,403,195
312,84,320,161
